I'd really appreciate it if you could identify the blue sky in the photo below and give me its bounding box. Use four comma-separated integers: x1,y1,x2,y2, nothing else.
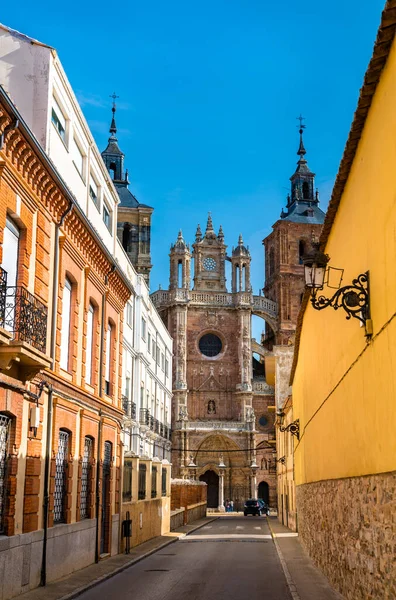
2,1,384,298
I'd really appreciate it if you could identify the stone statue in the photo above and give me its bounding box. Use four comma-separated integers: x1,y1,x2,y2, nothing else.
207,400,216,414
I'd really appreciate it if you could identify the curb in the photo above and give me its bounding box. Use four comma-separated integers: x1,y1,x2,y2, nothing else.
59,517,219,600
266,517,301,600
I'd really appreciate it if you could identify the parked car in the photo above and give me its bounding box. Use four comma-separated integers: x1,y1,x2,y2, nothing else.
244,499,265,516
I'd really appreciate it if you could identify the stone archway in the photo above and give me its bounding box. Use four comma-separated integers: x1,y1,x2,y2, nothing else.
199,470,219,508
258,481,269,504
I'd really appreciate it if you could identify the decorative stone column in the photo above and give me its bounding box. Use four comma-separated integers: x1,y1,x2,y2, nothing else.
218,471,225,512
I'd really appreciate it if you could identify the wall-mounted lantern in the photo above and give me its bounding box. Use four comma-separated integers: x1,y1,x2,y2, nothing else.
303,243,372,337
276,410,300,440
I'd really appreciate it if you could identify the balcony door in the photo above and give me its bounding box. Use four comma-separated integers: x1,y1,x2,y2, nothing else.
1,217,19,332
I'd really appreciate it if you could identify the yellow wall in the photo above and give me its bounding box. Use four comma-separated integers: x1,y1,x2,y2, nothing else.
293,37,396,486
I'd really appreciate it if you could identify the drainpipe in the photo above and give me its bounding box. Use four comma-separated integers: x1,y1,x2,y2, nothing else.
41,202,73,587
40,382,53,587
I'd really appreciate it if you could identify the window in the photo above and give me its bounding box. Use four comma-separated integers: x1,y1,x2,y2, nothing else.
138,463,146,500
1,217,20,334
161,353,165,371
85,304,94,385
103,201,112,231
269,248,275,276
161,468,167,497
105,323,112,395
126,302,133,327
165,358,169,378
52,98,66,141
123,459,132,502
199,333,222,357
152,340,156,357
80,437,93,519
298,240,306,265
0,414,11,534
54,430,69,524
151,466,157,498
71,137,84,178
141,318,146,340
89,176,99,208
156,347,160,365
60,279,72,371
147,332,151,353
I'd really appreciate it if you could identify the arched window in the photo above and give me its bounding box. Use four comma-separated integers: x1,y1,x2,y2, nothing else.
60,278,72,371
302,181,310,200
80,436,93,519
105,322,113,396
109,162,116,180
54,429,70,524
177,260,183,288
85,303,95,385
298,240,306,265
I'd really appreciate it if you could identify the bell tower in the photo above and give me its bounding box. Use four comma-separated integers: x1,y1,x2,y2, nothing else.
101,94,154,285
263,119,325,344
192,214,227,291
231,235,251,293
169,231,191,290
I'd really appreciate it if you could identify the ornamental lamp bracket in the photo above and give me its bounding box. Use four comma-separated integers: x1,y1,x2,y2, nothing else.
303,244,372,338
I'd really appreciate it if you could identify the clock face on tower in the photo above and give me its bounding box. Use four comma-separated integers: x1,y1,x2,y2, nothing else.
203,257,217,271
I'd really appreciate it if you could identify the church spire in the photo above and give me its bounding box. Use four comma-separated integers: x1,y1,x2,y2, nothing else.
296,114,306,159
278,116,325,224
109,92,118,137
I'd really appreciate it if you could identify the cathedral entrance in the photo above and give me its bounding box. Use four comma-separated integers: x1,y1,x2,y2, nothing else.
199,470,219,508
258,481,269,504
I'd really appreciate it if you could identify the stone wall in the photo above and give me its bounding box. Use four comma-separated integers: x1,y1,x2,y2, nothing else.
296,471,396,600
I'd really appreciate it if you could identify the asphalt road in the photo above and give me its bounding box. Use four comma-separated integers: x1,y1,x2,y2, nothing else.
79,517,292,600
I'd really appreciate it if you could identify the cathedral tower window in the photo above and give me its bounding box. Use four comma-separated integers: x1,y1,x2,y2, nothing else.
298,240,306,265
302,181,310,199
199,333,222,357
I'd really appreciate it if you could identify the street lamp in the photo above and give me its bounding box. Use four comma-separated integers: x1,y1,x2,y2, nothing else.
276,410,300,440
303,243,372,337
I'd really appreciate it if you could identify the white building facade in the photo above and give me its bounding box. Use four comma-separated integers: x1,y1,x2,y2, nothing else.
0,22,173,573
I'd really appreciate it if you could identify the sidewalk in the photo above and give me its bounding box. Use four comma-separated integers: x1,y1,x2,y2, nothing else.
267,517,344,600
19,516,218,600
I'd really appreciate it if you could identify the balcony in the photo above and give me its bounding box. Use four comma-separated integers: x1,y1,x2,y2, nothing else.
0,280,51,380
122,396,137,420
139,408,171,440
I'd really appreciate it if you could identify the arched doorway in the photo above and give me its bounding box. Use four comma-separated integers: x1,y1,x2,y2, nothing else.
258,481,269,504
199,470,219,508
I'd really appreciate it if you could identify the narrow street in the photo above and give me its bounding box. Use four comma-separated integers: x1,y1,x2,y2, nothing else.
79,517,292,600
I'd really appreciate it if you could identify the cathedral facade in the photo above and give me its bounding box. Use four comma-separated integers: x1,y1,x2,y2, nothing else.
151,216,278,510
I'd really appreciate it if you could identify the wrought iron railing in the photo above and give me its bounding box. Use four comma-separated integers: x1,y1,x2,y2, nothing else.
122,396,137,420
121,395,129,412
2,286,47,353
0,268,7,328
139,408,150,427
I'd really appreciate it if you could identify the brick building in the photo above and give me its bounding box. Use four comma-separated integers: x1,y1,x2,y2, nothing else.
263,124,325,345
152,216,279,510
0,86,133,597
263,126,325,529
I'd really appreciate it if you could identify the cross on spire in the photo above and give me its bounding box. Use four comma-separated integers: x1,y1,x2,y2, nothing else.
297,114,306,134
109,92,119,136
110,92,119,110
296,114,306,158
